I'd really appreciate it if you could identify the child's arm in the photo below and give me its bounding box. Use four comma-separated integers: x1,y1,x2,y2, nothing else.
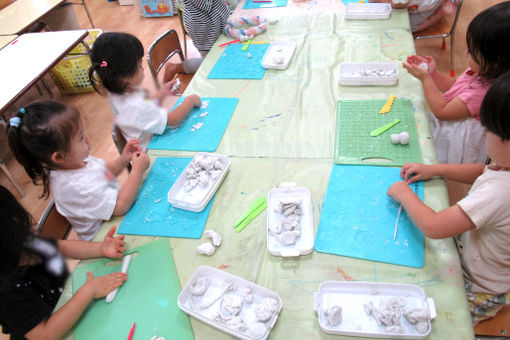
112,151,150,216
167,94,201,127
105,139,141,177
387,181,475,238
57,226,125,259
403,61,470,120
24,271,127,340
154,80,180,106
405,55,455,92
401,163,485,185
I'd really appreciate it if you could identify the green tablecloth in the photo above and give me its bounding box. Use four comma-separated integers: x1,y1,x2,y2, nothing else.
57,10,474,340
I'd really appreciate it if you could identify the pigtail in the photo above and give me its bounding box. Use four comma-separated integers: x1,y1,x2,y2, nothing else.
88,61,106,95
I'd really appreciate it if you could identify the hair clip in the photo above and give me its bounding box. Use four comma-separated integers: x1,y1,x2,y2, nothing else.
10,117,21,128
100,61,108,68
19,107,26,114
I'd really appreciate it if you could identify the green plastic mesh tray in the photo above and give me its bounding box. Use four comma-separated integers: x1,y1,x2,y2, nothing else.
334,99,423,166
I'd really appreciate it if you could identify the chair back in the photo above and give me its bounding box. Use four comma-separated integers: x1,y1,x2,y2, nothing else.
36,199,71,240
112,125,132,172
147,29,185,88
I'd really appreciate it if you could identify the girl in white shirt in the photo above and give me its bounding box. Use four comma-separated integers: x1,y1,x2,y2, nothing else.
89,32,201,151
6,101,150,241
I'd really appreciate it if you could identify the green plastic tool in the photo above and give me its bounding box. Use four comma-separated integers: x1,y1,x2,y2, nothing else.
370,119,401,137
233,197,267,232
241,39,252,51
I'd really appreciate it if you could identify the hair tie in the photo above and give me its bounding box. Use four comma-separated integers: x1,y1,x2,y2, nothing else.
19,107,26,114
10,117,21,128
100,61,108,68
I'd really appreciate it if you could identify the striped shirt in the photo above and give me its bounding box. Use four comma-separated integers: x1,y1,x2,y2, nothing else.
182,0,230,51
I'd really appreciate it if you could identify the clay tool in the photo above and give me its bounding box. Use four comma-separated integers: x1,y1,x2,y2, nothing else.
394,205,402,240
250,41,269,44
233,197,267,232
379,94,396,114
127,322,135,340
106,254,132,303
356,0,365,3
241,39,253,51
370,119,401,137
218,39,240,47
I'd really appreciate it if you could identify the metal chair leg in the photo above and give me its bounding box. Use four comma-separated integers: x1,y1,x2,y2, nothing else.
81,0,95,28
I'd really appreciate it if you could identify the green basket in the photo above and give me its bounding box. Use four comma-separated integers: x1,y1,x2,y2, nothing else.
49,29,102,95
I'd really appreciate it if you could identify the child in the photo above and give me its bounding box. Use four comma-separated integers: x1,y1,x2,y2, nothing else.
387,71,510,324
162,0,232,82
0,185,128,339
369,0,455,33
89,32,201,151
403,1,510,164
6,101,150,241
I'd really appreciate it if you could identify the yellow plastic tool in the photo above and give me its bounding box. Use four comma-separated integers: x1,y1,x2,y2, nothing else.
379,95,396,114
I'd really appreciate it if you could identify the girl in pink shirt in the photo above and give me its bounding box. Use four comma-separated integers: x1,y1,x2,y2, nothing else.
403,2,510,164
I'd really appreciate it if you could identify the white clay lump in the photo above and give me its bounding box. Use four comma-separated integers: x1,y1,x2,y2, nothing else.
390,131,410,145
419,62,429,71
204,229,222,247
183,154,225,192
325,305,343,326
269,197,304,246
254,297,279,322
196,242,216,256
364,297,407,334
189,277,211,296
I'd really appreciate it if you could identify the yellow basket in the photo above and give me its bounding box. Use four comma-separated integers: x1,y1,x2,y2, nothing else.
49,29,102,95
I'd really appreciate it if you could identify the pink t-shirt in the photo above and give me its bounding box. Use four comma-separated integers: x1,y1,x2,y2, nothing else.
442,69,491,120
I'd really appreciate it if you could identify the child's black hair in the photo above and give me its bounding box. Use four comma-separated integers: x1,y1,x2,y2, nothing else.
466,1,510,81
480,71,510,141
0,185,33,292
89,32,144,94
6,101,82,198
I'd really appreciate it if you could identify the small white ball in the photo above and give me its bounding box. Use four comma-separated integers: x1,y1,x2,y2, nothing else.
419,63,429,71
399,131,410,145
391,134,400,144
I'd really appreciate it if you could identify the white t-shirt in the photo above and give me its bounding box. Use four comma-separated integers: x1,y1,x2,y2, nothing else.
456,166,510,294
109,87,168,151
50,156,119,241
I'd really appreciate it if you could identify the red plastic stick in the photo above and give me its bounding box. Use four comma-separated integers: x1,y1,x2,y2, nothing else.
218,39,240,47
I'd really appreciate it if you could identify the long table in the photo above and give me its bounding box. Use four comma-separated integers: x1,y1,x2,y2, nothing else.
56,10,474,340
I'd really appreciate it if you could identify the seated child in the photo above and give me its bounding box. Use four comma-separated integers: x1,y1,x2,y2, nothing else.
387,71,510,325
403,2,510,163
89,32,201,151
0,185,127,339
6,101,150,241
369,0,455,32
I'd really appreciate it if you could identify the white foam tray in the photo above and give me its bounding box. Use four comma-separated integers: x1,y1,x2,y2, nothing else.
345,3,392,20
338,62,399,86
167,153,230,212
314,281,436,339
178,266,283,340
261,41,296,70
267,182,314,257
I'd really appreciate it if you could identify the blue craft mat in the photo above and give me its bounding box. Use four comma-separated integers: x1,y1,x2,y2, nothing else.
242,0,288,9
342,0,365,4
314,165,425,268
208,43,269,79
117,157,213,238
148,97,239,151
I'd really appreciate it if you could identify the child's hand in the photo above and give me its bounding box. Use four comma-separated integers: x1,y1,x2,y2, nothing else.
403,61,430,81
101,226,125,258
83,271,127,299
187,94,201,108
387,181,414,203
406,55,437,73
122,139,141,161
131,151,150,173
162,80,179,96
400,163,434,183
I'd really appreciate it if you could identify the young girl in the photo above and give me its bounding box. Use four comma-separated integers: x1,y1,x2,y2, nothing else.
0,185,128,340
6,101,150,241
387,71,510,324
162,0,232,82
89,32,201,151
402,1,510,164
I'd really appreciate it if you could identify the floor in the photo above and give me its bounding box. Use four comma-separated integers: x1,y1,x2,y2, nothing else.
0,0,507,339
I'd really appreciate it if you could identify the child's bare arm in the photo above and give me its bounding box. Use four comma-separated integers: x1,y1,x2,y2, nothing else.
387,181,475,238
58,226,125,259
405,55,455,91
401,163,485,184
24,272,127,340
419,74,471,120
105,139,141,177
112,152,150,216
167,94,201,127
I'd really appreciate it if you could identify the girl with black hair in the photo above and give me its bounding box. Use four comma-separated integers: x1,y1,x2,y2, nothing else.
0,185,128,340
89,32,201,151
403,1,510,164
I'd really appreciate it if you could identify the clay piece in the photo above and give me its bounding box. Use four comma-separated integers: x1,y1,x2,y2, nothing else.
200,280,236,309
254,297,279,322
171,78,181,92
220,294,243,317
150,337,166,340
390,131,410,145
364,297,407,334
200,111,209,117
204,229,222,247
197,242,216,256
404,308,431,333
243,287,253,304
193,122,204,130
269,197,304,246
325,305,343,326
189,276,211,296
201,100,210,109
249,322,267,337
183,154,225,193
357,66,397,79
390,134,400,144
225,316,248,332
278,230,299,246
418,62,429,71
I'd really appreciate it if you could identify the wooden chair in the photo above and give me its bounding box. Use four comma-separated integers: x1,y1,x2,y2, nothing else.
474,305,510,337
147,29,186,89
414,0,463,77
36,198,72,240
112,124,132,172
